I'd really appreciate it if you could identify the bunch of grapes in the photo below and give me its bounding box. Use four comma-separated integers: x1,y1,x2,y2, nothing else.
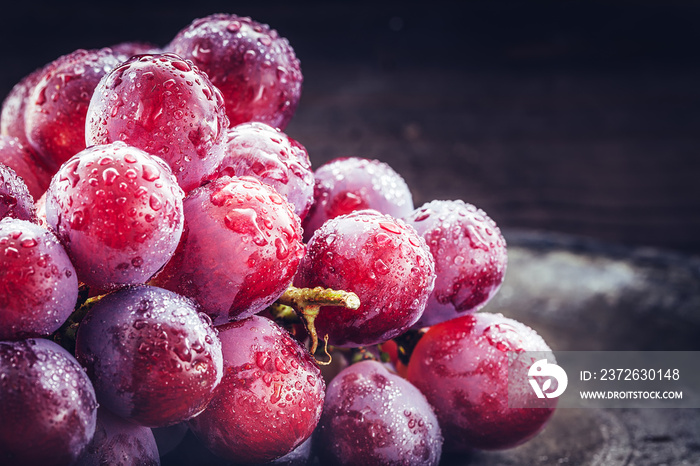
0,13,557,466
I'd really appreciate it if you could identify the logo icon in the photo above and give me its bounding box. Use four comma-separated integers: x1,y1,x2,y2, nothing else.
528,359,568,399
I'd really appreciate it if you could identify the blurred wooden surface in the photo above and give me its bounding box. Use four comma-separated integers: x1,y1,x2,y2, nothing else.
2,0,700,253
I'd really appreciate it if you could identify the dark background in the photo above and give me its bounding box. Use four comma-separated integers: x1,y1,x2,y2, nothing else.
3,0,700,254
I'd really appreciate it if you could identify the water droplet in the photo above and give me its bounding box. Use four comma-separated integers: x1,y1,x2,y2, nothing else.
274,358,289,374
171,60,191,72
375,233,391,246
70,210,87,230
380,222,401,234
270,382,282,404
373,259,390,275
20,238,37,248
102,167,119,186
133,319,148,330
142,164,160,181
274,238,289,260
225,208,267,246
256,352,270,370
149,193,163,211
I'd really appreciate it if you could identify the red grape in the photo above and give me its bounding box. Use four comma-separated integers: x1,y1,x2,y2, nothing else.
0,338,98,466
77,407,159,466
406,312,556,451
0,163,35,222
405,200,507,327
0,218,78,340
24,48,123,171
152,176,304,324
294,210,435,347
189,316,325,464
315,360,443,466
303,157,414,241
45,141,184,289
167,14,302,130
75,285,223,427
85,53,229,192
0,136,52,200
214,122,314,220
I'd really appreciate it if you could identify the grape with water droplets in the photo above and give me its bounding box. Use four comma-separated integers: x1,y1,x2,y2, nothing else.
152,176,305,324
189,316,325,464
406,312,556,451
75,285,223,427
45,141,184,289
24,48,123,171
85,53,229,192
214,122,314,220
405,199,507,327
294,210,435,347
167,14,302,130
315,359,443,466
0,338,98,466
0,218,78,340
303,157,414,241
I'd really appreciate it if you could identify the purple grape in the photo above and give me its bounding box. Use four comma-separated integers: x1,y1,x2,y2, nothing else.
167,14,303,130
189,316,325,464
303,157,414,241
406,313,556,451
405,200,507,327
0,338,98,466
151,176,305,325
214,122,314,220
0,162,35,221
45,142,184,289
75,285,223,427
0,218,78,340
294,210,435,347
77,407,160,466
85,53,229,193
315,360,443,466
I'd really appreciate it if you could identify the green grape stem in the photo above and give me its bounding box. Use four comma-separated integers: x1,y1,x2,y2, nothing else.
276,286,361,363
